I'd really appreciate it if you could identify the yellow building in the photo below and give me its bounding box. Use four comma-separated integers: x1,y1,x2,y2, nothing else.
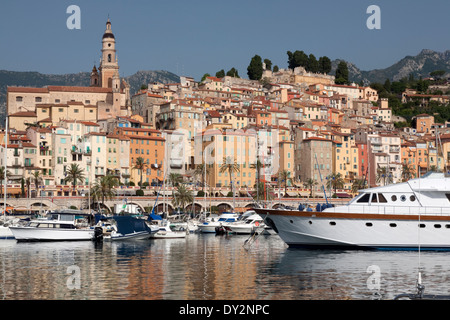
196,128,257,191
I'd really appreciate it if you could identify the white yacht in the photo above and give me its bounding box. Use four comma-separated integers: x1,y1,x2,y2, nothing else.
10,211,97,242
223,210,266,234
254,173,450,249
197,212,240,233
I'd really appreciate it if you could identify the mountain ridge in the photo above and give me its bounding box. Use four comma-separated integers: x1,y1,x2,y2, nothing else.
331,49,450,84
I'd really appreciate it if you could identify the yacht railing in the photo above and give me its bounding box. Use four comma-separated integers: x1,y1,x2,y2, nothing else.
323,204,450,216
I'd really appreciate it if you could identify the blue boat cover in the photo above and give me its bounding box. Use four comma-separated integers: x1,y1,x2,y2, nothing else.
148,213,163,221
114,216,151,234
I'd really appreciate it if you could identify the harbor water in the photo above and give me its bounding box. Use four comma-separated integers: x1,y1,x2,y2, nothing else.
1,233,450,300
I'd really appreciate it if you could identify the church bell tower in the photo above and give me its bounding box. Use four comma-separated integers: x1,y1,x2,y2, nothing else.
99,18,119,89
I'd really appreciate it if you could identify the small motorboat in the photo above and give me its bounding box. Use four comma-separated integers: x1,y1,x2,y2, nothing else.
101,215,152,241
223,211,266,235
197,212,240,233
150,220,187,239
10,210,97,242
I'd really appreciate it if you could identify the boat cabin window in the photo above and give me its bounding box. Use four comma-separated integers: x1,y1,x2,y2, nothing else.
371,193,378,203
391,195,397,202
357,193,371,203
446,194,450,202
377,193,387,203
410,195,416,202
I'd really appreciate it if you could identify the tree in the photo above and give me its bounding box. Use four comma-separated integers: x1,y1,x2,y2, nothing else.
303,178,318,198
0,166,10,199
172,184,193,211
326,172,345,196
31,170,43,197
194,164,210,192
216,69,225,78
287,50,308,70
273,65,279,72
226,67,240,78
263,59,272,71
64,163,85,189
351,179,366,195
278,170,292,197
306,54,319,73
201,73,211,82
132,157,147,188
376,166,392,186
219,156,240,192
91,175,119,211
168,172,183,187
335,61,349,85
318,56,332,74
401,164,415,181
247,55,263,80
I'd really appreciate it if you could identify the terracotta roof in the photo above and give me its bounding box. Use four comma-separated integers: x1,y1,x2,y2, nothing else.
9,111,37,117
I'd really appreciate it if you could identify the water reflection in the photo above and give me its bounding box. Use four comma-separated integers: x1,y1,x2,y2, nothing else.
1,235,450,300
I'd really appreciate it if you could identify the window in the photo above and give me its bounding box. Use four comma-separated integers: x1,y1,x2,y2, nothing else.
391,195,397,202
16,96,23,102
410,195,416,202
390,223,397,227
419,224,426,228
371,193,377,203
357,193,370,203
366,222,373,227
329,221,336,226
378,193,387,203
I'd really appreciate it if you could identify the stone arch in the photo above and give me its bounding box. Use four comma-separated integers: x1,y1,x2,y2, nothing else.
217,202,233,213
185,203,203,214
272,203,285,209
153,203,174,214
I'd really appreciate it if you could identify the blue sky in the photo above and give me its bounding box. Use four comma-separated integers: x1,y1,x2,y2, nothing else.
1,0,449,81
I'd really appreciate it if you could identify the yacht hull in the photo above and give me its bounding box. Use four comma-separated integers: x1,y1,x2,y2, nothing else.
255,208,450,250
10,227,95,242
0,226,14,239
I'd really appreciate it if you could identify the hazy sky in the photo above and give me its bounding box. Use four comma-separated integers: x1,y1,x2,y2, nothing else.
1,0,449,81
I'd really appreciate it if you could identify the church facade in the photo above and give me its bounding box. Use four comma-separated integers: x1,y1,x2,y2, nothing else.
7,19,131,131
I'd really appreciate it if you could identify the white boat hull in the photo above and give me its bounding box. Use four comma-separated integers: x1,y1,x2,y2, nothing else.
256,208,450,249
10,226,95,242
225,224,265,234
197,223,220,233
150,231,186,239
106,230,150,241
0,226,14,239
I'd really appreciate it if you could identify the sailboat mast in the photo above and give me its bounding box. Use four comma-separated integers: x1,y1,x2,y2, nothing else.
3,116,7,220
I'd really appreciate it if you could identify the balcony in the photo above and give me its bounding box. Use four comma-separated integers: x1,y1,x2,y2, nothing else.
389,147,400,153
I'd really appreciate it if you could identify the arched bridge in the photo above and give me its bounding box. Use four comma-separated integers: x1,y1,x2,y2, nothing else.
3,195,348,215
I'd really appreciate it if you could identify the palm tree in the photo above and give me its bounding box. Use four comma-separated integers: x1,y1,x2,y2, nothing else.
326,172,345,196
250,159,263,189
31,170,42,198
376,166,392,186
219,156,240,192
401,164,415,181
168,172,183,187
303,178,318,198
91,175,119,211
172,184,193,211
64,163,85,191
278,170,292,197
351,178,367,195
132,157,147,188
194,164,210,192
0,166,10,198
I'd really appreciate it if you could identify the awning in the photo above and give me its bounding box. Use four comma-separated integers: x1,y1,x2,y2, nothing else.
335,192,352,198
